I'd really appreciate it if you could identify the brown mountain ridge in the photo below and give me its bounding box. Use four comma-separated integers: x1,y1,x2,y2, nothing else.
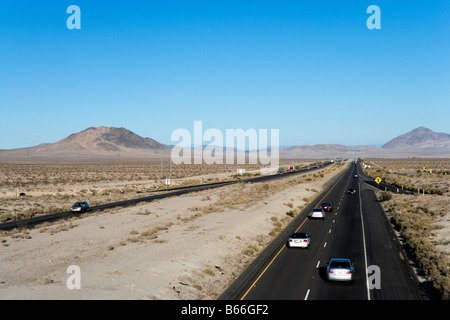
0,126,448,161
59,126,166,152
0,126,169,161
382,126,450,149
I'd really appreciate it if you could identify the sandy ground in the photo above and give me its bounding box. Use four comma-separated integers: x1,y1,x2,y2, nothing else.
0,163,347,300
0,160,310,222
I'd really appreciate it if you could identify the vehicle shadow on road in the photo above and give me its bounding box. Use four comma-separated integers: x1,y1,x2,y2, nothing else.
317,266,328,282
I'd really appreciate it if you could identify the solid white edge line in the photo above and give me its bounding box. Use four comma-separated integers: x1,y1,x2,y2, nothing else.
358,180,371,300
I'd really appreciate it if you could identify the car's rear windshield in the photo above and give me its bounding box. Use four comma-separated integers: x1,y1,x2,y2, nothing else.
321,203,331,206
313,208,323,212
291,233,308,238
329,260,351,268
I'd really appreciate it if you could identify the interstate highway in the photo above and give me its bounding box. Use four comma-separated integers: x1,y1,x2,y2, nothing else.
220,161,426,300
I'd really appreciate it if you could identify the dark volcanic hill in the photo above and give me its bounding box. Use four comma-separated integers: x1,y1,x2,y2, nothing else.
382,127,450,149
59,126,166,152
0,126,170,161
278,127,450,158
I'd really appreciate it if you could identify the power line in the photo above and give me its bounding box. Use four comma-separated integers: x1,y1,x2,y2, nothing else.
0,126,52,148
1,125,51,143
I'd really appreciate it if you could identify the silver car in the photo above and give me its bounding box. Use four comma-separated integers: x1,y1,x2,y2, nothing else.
287,232,311,248
309,208,325,219
326,258,354,282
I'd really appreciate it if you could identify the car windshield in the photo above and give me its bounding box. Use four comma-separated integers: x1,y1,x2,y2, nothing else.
73,203,82,206
321,203,331,206
313,209,322,212
329,260,351,268
291,233,307,238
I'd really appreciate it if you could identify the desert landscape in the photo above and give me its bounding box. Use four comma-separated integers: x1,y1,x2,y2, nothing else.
0,159,348,299
2,1,449,307
363,158,449,298
1,125,449,300
0,158,322,223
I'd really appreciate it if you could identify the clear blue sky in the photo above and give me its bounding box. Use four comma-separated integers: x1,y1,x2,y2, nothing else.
1,1,449,149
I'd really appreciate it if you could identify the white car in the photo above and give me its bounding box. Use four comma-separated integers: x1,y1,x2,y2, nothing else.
287,233,311,248
309,208,325,219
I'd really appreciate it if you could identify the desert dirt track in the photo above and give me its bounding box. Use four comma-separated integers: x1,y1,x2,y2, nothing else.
0,162,348,299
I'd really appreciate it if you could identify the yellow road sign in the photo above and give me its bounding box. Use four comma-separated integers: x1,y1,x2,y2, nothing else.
375,177,382,184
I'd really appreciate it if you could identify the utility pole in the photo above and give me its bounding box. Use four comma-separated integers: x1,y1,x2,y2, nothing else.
160,153,163,179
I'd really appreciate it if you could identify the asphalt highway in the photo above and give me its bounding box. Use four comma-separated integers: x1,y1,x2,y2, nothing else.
221,161,427,300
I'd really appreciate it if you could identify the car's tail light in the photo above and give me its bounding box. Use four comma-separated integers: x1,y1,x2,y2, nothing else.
303,240,307,242
328,270,333,273
346,271,353,274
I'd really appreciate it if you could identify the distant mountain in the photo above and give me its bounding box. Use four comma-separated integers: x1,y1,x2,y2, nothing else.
55,126,166,152
0,126,170,161
381,127,450,149
278,144,382,159
278,127,450,158
0,126,448,162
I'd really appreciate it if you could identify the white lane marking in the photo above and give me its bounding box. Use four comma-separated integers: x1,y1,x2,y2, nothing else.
316,261,320,269
329,229,332,233
324,242,327,248
304,289,310,300
358,181,370,300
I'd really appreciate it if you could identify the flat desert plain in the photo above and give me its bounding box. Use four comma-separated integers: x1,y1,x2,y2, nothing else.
0,161,347,299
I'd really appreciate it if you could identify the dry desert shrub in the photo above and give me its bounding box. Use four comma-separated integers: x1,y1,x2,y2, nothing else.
380,193,449,299
367,159,449,299
0,159,316,223
0,159,312,189
364,158,449,195
139,222,174,241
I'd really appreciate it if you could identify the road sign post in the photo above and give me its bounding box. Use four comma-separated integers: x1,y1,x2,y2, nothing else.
375,177,382,189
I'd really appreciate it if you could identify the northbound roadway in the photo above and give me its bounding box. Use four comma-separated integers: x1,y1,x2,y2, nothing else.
220,160,427,300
